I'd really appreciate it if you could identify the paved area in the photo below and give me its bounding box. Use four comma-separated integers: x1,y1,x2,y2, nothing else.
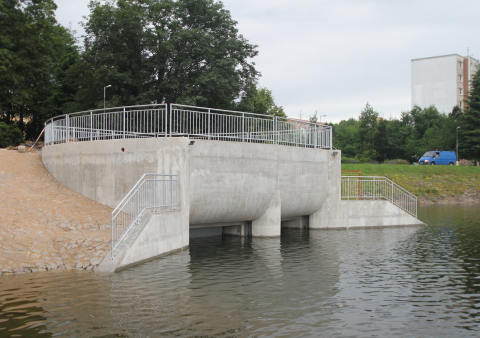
0,149,112,275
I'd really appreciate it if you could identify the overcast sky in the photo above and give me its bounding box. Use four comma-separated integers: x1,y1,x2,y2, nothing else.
54,0,480,123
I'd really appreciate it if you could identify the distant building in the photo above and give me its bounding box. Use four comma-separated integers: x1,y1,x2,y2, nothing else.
411,54,479,113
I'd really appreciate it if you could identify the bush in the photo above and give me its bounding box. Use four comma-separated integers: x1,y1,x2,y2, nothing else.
0,122,24,148
385,159,410,165
359,149,378,163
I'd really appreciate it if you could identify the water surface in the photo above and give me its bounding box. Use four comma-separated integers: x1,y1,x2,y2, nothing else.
1,205,480,337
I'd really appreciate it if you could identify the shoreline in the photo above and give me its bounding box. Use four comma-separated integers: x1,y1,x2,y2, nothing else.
1,149,478,276
419,192,480,205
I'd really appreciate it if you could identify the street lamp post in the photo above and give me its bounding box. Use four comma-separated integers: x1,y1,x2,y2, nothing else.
104,85,112,111
456,126,460,165
319,115,327,123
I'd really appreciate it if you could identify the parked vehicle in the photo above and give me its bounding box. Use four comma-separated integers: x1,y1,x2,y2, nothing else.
419,151,456,165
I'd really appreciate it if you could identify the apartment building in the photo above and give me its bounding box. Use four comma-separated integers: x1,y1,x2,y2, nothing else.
411,54,479,113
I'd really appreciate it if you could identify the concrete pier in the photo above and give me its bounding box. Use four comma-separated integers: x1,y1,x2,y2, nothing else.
42,137,424,271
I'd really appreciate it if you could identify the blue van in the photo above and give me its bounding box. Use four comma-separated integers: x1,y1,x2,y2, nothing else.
419,151,456,165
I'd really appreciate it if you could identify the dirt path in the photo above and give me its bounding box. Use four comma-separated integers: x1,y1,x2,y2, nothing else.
0,149,112,275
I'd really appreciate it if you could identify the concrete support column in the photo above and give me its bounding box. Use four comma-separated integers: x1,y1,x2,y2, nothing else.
310,150,342,229
282,216,309,229
252,190,281,237
223,222,252,237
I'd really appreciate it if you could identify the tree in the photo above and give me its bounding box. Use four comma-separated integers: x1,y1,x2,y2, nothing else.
0,0,79,138
449,105,463,119
332,118,358,158
356,103,378,159
461,68,480,161
77,0,259,110
236,82,286,117
373,118,388,162
0,122,23,148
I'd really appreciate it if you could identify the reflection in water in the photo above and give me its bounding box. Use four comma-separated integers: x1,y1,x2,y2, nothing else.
1,205,480,337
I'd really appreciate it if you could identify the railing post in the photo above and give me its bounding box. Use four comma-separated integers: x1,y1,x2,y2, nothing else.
153,176,156,213
208,108,211,140
90,111,93,142
123,107,126,139
415,197,417,218
136,185,140,224
66,114,70,143
169,103,172,137
347,176,350,200
164,105,168,137
274,116,277,144
329,126,332,150
171,176,174,210
111,214,114,259
391,181,394,202
373,177,376,200
242,113,245,142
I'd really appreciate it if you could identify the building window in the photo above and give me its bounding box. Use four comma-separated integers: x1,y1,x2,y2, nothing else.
459,101,463,108
458,74,463,82
459,88,463,95
459,61,463,69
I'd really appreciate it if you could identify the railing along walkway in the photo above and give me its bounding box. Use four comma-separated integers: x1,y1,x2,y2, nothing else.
111,174,177,258
44,104,332,149
341,176,417,218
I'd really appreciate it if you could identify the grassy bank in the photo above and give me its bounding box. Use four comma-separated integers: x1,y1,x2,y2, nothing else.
341,164,480,203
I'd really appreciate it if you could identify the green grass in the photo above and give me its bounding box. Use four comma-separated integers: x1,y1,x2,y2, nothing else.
341,164,480,201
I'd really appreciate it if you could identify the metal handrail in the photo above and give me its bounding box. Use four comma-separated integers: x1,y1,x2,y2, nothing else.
170,104,332,149
44,104,332,149
111,174,177,258
341,176,418,218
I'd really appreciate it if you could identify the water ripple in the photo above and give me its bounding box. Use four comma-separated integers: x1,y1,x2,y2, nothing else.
1,205,480,336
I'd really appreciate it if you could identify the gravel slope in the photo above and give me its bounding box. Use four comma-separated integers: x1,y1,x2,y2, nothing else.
0,149,112,275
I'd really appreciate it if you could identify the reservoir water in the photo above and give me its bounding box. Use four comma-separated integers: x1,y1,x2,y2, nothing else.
1,204,480,337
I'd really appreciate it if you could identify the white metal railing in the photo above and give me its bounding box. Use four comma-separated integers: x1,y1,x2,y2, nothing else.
111,174,177,258
44,104,332,149
45,104,168,145
170,104,332,148
341,176,417,218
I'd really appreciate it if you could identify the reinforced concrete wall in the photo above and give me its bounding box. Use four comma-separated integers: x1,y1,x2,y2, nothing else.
42,137,424,269
97,208,189,272
310,200,423,228
42,138,333,237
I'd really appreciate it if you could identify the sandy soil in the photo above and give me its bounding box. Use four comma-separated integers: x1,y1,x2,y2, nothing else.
0,149,112,275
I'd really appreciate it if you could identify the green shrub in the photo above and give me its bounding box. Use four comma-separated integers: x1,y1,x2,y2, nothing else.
0,122,24,148
385,159,410,165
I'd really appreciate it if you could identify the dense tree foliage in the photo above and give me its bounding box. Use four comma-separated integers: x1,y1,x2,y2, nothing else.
0,122,23,147
72,0,259,111
461,68,480,161
236,82,285,117
0,0,79,139
0,0,268,144
332,104,463,163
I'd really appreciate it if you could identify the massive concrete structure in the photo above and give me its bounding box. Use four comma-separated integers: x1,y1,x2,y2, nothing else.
42,136,423,272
